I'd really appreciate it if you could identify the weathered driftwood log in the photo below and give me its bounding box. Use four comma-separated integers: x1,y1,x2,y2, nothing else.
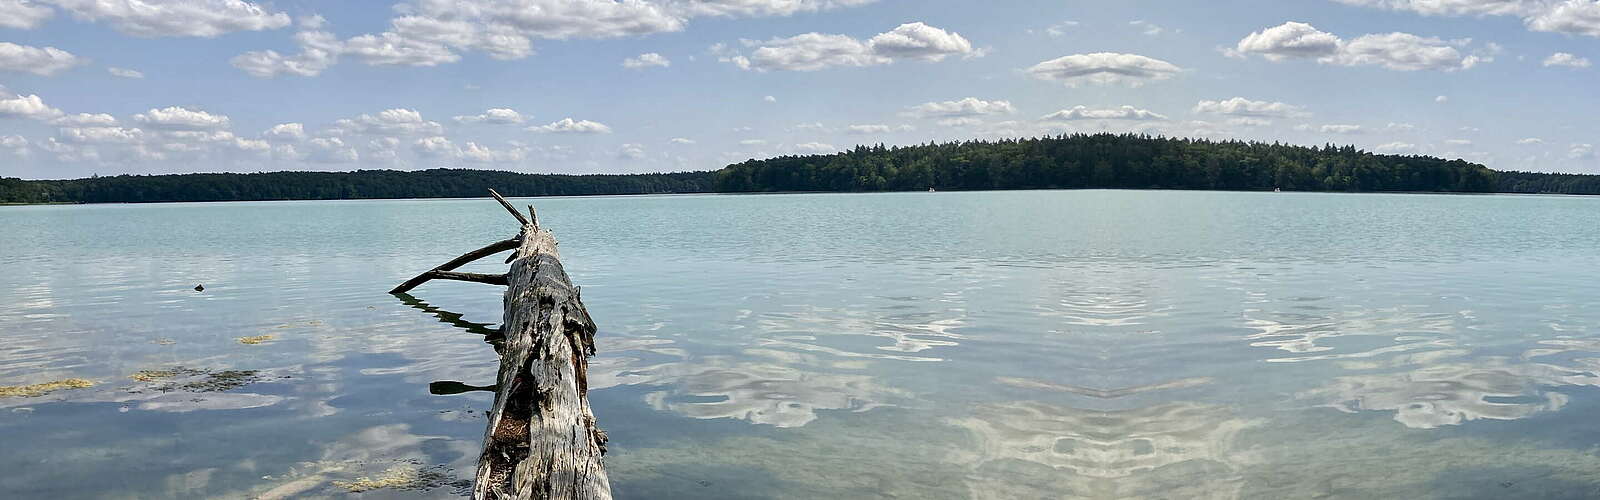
393,189,610,500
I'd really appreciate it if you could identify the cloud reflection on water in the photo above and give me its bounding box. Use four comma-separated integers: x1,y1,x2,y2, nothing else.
949,401,1261,499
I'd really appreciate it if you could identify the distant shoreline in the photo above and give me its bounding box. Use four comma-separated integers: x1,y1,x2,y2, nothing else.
7,134,1599,205
4,186,1597,207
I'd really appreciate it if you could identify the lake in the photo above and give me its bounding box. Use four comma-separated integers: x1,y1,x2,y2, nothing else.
3,190,1600,499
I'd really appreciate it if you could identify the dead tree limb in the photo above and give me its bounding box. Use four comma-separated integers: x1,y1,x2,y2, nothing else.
390,238,520,294
489,189,531,226
393,190,611,500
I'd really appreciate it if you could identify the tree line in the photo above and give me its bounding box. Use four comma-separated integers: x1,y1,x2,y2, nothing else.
714,134,1507,193
0,169,713,204
5,133,1600,204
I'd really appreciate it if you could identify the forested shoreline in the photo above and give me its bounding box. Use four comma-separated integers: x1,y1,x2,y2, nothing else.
5,134,1600,204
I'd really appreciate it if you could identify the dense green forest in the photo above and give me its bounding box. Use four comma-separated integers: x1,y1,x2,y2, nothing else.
5,134,1600,204
715,134,1505,193
0,169,712,204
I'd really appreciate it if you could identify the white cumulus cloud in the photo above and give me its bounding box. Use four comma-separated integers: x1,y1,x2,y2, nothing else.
905,97,1015,118
133,106,230,130
1193,97,1310,118
622,52,671,68
528,118,613,134
1040,105,1168,121
0,42,84,76
1231,21,1486,71
454,108,527,124
0,0,54,29
1025,52,1182,87
723,22,975,71
1544,51,1592,67
45,0,291,38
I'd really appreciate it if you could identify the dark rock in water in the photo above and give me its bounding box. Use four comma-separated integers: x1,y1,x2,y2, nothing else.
194,284,204,292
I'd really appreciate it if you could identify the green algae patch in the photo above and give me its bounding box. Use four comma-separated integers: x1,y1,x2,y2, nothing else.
331,465,454,493
0,378,94,398
128,367,267,393
129,369,181,382
237,335,275,345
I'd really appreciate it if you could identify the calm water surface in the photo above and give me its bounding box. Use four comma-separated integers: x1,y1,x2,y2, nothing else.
3,190,1600,499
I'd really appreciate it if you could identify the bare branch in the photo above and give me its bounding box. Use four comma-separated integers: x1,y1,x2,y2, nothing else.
488,189,531,226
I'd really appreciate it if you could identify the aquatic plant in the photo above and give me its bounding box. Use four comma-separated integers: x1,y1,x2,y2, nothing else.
0,378,94,398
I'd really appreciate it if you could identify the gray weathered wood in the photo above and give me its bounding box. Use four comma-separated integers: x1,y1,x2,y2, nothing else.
390,238,520,294
392,191,610,500
473,218,610,500
489,189,531,226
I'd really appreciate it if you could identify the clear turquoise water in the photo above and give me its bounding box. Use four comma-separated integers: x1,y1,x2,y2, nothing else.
3,190,1600,499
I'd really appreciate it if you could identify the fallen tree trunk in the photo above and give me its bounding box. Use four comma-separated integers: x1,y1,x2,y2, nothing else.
393,190,611,500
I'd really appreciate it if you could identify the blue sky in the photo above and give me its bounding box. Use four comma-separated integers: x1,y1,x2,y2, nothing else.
2,0,1598,179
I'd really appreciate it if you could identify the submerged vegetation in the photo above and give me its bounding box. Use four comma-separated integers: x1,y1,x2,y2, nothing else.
0,378,95,398
128,367,267,393
237,334,275,345
5,134,1600,203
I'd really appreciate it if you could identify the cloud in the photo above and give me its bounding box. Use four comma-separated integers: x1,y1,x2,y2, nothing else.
789,142,837,154
52,112,116,126
1025,52,1182,87
107,67,143,78
340,30,460,67
1570,143,1595,159
845,124,914,134
1445,138,1473,145
1040,105,1168,121
133,106,230,130
262,123,306,141
1320,124,1365,134
1374,141,1418,153
1517,137,1545,144
622,52,671,68
0,0,54,29
1193,97,1310,118
0,42,84,76
936,117,982,127
1129,20,1167,36
328,108,443,136
59,126,145,144
1335,0,1600,38
1042,20,1079,37
1231,21,1485,71
665,0,879,17
306,137,359,163
617,143,646,159
453,108,526,124
231,30,342,77
1544,51,1592,67
723,22,975,71
739,139,767,146
234,0,690,75
1529,1,1600,37
413,136,527,163
528,117,613,134
1231,21,1341,60
763,95,777,102
1228,117,1273,127
670,137,695,144
0,88,64,120
867,22,976,61
45,0,291,38
1436,95,1450,103
905,97,1015,118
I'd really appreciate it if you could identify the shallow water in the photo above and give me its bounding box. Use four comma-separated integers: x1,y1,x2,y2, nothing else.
2,190,1600,499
